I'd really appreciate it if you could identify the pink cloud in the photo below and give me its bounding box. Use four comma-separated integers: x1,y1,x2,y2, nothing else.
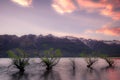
84,30,94,34
11,0,32,7
96,26,120,36
51,0,77,14
52,0,120,20
77,0,120,20
77,0,105,12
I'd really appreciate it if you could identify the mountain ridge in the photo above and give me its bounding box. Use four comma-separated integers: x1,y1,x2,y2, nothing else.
0,34,120,57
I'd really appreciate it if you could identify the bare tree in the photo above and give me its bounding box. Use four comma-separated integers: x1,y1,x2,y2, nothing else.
40,48,62,71
80,52,98,69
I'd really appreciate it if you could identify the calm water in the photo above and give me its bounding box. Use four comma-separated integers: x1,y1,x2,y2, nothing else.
0,58,120,80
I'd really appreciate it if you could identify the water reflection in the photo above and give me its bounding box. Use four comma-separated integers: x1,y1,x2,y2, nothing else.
68,68,77,80
106,69,120,80
100,67,120,80
81,68,101,80
6,70,61,80
9,72,29,80
40,70,61,80
0,58,120,80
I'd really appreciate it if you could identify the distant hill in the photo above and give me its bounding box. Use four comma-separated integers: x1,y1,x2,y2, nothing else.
0,34,120,57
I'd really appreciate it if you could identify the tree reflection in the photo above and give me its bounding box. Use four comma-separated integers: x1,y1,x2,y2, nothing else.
40,70,61,80
9,72,29,80
82,69,101,80
69,67,77,80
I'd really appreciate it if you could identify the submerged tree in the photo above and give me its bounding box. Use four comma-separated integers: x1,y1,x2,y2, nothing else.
100,54,114,68
7,48,29,73
80,52,98,69
69,58,76,71
40,48,62,71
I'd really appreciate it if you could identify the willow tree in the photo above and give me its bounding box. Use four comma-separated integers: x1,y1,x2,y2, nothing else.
40,48,62,71
7,48,29,73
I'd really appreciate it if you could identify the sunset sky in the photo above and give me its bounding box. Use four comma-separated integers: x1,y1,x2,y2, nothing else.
0,0,120,40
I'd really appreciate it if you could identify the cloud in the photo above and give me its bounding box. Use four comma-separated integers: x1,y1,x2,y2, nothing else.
77,0,120,20
51,0,77,14
96,25,120,36
50,31,93,39
84,30,94,34
11,0,32,7
52,0,120,20
77,0,104,12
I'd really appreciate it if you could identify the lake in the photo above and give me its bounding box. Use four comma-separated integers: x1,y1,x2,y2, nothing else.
0,58,120,80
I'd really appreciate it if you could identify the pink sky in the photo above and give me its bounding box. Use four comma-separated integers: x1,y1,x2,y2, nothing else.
0,0,120,40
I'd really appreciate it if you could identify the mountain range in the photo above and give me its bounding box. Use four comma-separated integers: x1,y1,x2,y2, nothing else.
0,34,120,57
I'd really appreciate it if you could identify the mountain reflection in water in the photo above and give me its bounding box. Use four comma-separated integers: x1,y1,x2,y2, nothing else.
0,58,120,80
